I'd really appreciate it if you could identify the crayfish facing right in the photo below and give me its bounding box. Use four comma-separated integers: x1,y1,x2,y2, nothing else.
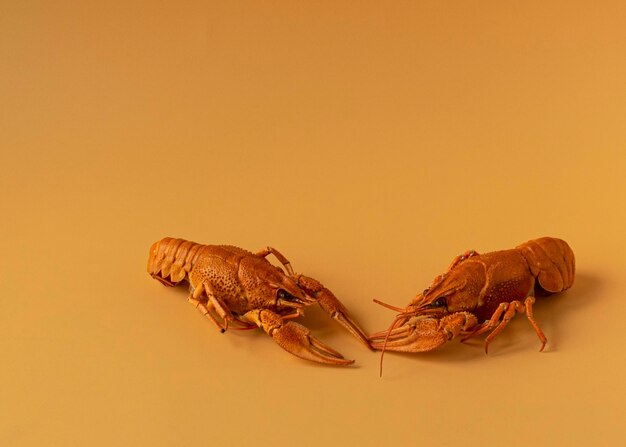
370,237,575,373
148,237,371,365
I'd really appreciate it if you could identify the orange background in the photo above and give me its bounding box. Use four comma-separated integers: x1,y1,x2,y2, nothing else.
1,1,625,446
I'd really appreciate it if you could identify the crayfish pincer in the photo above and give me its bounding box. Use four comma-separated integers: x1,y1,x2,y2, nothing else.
370,237,575,373
147,238,371,365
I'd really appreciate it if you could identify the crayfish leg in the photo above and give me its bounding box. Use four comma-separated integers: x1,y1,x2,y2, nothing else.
461,302,510,344
186,281,242,333
462,296,547,353
523,296,547,351
483,301,525,353
446,249,479,272
187,296,228,332
255,246,295,276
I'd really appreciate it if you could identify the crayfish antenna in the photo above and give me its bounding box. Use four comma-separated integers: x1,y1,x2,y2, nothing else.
373,298,406,312
372,298,405,378
372,298,422,377
378,313,411,378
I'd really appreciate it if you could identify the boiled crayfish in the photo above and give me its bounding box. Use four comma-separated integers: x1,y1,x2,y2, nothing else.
370,237,575,373
148,238,371,365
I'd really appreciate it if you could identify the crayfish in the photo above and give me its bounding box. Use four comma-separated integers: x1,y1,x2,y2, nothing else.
148,238,371,365
370,237,575,374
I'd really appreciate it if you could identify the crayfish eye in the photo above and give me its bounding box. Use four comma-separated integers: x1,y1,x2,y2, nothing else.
277,289,295,300
431,297,447,308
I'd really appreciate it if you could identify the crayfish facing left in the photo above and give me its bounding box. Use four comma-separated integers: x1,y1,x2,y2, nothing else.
148,237,371,365
370,237,575,373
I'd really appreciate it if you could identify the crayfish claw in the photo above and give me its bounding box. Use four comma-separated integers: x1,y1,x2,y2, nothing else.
370,318,449,352
271,321,354,366
298,275,372,350
323,301,372,351
244,309,354,365
370,312,479,353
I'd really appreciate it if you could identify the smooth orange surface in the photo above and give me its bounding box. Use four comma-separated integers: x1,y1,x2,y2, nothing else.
1,2,625,446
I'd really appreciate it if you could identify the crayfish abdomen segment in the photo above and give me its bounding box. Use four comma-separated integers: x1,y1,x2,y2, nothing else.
148,237,206,285
516,237,575,293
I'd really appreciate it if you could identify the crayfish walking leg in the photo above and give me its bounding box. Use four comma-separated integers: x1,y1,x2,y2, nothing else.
462,296,547,353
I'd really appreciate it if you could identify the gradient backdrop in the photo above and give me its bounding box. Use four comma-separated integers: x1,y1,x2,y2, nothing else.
1,1,625,446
